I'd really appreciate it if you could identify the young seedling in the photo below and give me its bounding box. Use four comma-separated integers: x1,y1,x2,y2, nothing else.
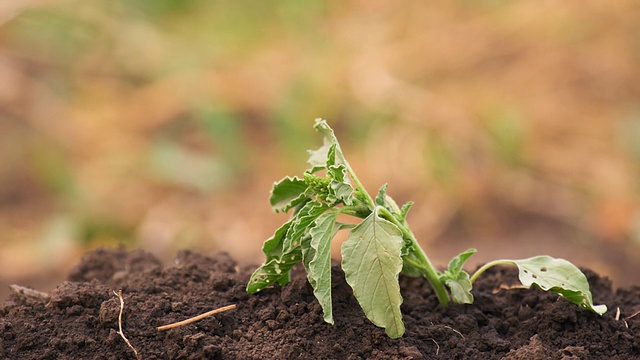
247,119,607,338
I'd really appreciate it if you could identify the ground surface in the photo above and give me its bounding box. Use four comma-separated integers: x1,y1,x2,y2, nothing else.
1,247,639,359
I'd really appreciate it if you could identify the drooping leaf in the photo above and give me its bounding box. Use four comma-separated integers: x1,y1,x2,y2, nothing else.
439,248,477,304
314,119,345,163
301,233,315,278
307,143,331,173
512,256,607,315
307,140,338,186
304,210,341,324
307,142,331,173
247,247,302,294
249,201,326,294
261,220,293,260
341,209,405,338
270,176,309,213
283,200,328,254
307,119,345,172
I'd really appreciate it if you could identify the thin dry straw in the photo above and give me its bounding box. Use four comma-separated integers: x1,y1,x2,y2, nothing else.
157,304,237,331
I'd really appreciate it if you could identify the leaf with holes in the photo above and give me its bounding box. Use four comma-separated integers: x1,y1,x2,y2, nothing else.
513,256,607,315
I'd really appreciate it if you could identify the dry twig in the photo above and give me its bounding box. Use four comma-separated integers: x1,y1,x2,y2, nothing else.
627,309,640,321
157,304,237,331
492,284,529,294
429,338,440,356
113,290,140,360
443,325,465,339
614,307,640,328
9,284,49,299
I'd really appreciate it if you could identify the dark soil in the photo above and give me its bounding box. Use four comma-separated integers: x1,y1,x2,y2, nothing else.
1,247,639,359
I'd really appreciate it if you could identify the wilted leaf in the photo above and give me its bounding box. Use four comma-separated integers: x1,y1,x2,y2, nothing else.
341,209,405,338
513,256,607,315
270,176,309,213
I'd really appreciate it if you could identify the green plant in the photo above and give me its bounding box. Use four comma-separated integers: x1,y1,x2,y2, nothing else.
247,119,607,338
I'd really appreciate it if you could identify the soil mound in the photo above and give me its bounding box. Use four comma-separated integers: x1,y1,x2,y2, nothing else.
1,247,639,359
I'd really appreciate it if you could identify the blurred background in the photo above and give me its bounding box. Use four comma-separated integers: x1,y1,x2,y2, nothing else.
1,0,640,299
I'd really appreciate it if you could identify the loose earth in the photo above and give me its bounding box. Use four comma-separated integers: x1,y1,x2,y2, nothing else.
1,247,639,359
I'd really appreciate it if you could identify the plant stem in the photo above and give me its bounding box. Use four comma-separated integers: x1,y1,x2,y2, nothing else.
343,160,449,306
344,160,376,209
411,241,451,307
377,207,450,307
469,259,516,284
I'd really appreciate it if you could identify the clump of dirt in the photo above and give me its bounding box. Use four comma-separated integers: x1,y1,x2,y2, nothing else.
1,247,639,359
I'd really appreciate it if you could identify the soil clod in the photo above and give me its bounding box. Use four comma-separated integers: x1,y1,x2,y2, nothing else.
1,248,639,359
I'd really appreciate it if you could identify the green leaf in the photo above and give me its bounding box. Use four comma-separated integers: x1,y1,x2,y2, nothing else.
283,200,328,254
270,176,309,213
247,247,302,294
326,143,338,167
400,250,425,277
307,119,345,172
375,184,405,218
307,147,330,173
440,248,477,304
248,201,327,295
399,201,414,221
400,261,424,278
327,163,354,205
261,220,293,260
512,256,607,315
314,119,345,163
375,184,388,207
304,210,341,324
447,248,477,274
341,208,405,338
301,233,315,279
